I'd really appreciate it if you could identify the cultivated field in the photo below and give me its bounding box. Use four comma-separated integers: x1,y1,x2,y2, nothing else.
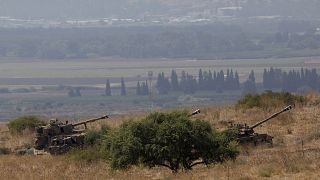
1,93,320,179
0,57,320,84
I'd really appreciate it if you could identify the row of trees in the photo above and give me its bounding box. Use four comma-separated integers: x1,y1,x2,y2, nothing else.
103,69,242,97
263,67,320,92
72,67,320,98
105,78,127,96
68,88,82,97
156,69,241,95
77,111,238,172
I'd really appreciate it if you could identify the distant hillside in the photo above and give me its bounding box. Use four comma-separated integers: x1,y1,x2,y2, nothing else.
0,0,319,20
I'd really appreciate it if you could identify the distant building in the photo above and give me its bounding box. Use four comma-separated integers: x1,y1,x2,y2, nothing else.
217,7,242,17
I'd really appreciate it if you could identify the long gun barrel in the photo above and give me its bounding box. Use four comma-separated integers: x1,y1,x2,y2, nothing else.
189,109,200,116
72,115,109,128
249,105,292,129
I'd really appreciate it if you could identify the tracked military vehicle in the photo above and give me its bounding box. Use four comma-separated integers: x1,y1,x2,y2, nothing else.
34,115,108,155
229,105,292,145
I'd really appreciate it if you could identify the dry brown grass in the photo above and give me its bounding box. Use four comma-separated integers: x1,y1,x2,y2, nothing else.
1,95,320,179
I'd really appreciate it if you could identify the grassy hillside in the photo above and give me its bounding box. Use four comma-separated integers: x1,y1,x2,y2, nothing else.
1,92,320,179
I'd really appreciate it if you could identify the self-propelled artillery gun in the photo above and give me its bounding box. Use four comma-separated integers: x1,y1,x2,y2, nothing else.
229,105,292,145
34,115,108,155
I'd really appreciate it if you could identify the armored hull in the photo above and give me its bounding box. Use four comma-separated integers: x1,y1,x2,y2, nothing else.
238,133,273,145
34,115,108,155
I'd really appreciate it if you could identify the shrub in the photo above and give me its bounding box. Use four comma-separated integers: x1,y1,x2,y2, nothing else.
8,116,46,134
236,91,306,109
84,131,102,145
104,111,239,172
68,126,110,162
67,146,108,162
84,126,109,146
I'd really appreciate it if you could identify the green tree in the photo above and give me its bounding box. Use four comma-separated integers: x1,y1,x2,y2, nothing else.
170,70,179,91
156,72,170,95
105,111,238,172
234,71,240,90
141,81,149,95
243,70,257,95
68,88,81,97
105,79,112,96
198,69,204,90
75,88,82,97
8,116,45,134
120,77,126,96
136,81,141,95
68,89,75,97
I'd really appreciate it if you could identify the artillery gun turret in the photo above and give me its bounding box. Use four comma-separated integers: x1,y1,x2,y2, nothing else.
229,105,292,145
34,115,108,154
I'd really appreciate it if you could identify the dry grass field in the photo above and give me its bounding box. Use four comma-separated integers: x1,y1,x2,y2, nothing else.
1,93,320,180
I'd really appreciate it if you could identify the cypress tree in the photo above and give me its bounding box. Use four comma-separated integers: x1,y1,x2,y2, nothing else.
142,81,149,95
170,70,179,91
263,69,268,89
136,81,141,95
75,88,81,97
105,79,112,96
235,71,240,90
243,70,256,95
120,77,126,96
198,69,204,90
180,70,187,92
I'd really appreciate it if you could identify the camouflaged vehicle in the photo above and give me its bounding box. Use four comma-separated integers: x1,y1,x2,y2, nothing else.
229,105,292,145
34,115,108,155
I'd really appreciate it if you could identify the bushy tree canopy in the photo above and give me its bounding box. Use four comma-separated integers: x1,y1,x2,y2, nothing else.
8,116,45,134
104,111,238,172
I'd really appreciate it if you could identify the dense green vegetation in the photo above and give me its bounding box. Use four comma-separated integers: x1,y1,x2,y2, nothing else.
68,127,110,162
263,68,320,92
7,116,45,134
69,111,238,172
153,69,240,95
0,23,320,60
236,91,306,109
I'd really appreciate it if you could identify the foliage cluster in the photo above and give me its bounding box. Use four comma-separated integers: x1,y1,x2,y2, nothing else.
68,88,82,97
8,116,46,134
152,69,240,95
236,91,306,109
67,111,238,172
242,70,256,95
84,125,109,146
68,126,110,162
136,80,149,96
263,67,320,92
103,111,238,172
